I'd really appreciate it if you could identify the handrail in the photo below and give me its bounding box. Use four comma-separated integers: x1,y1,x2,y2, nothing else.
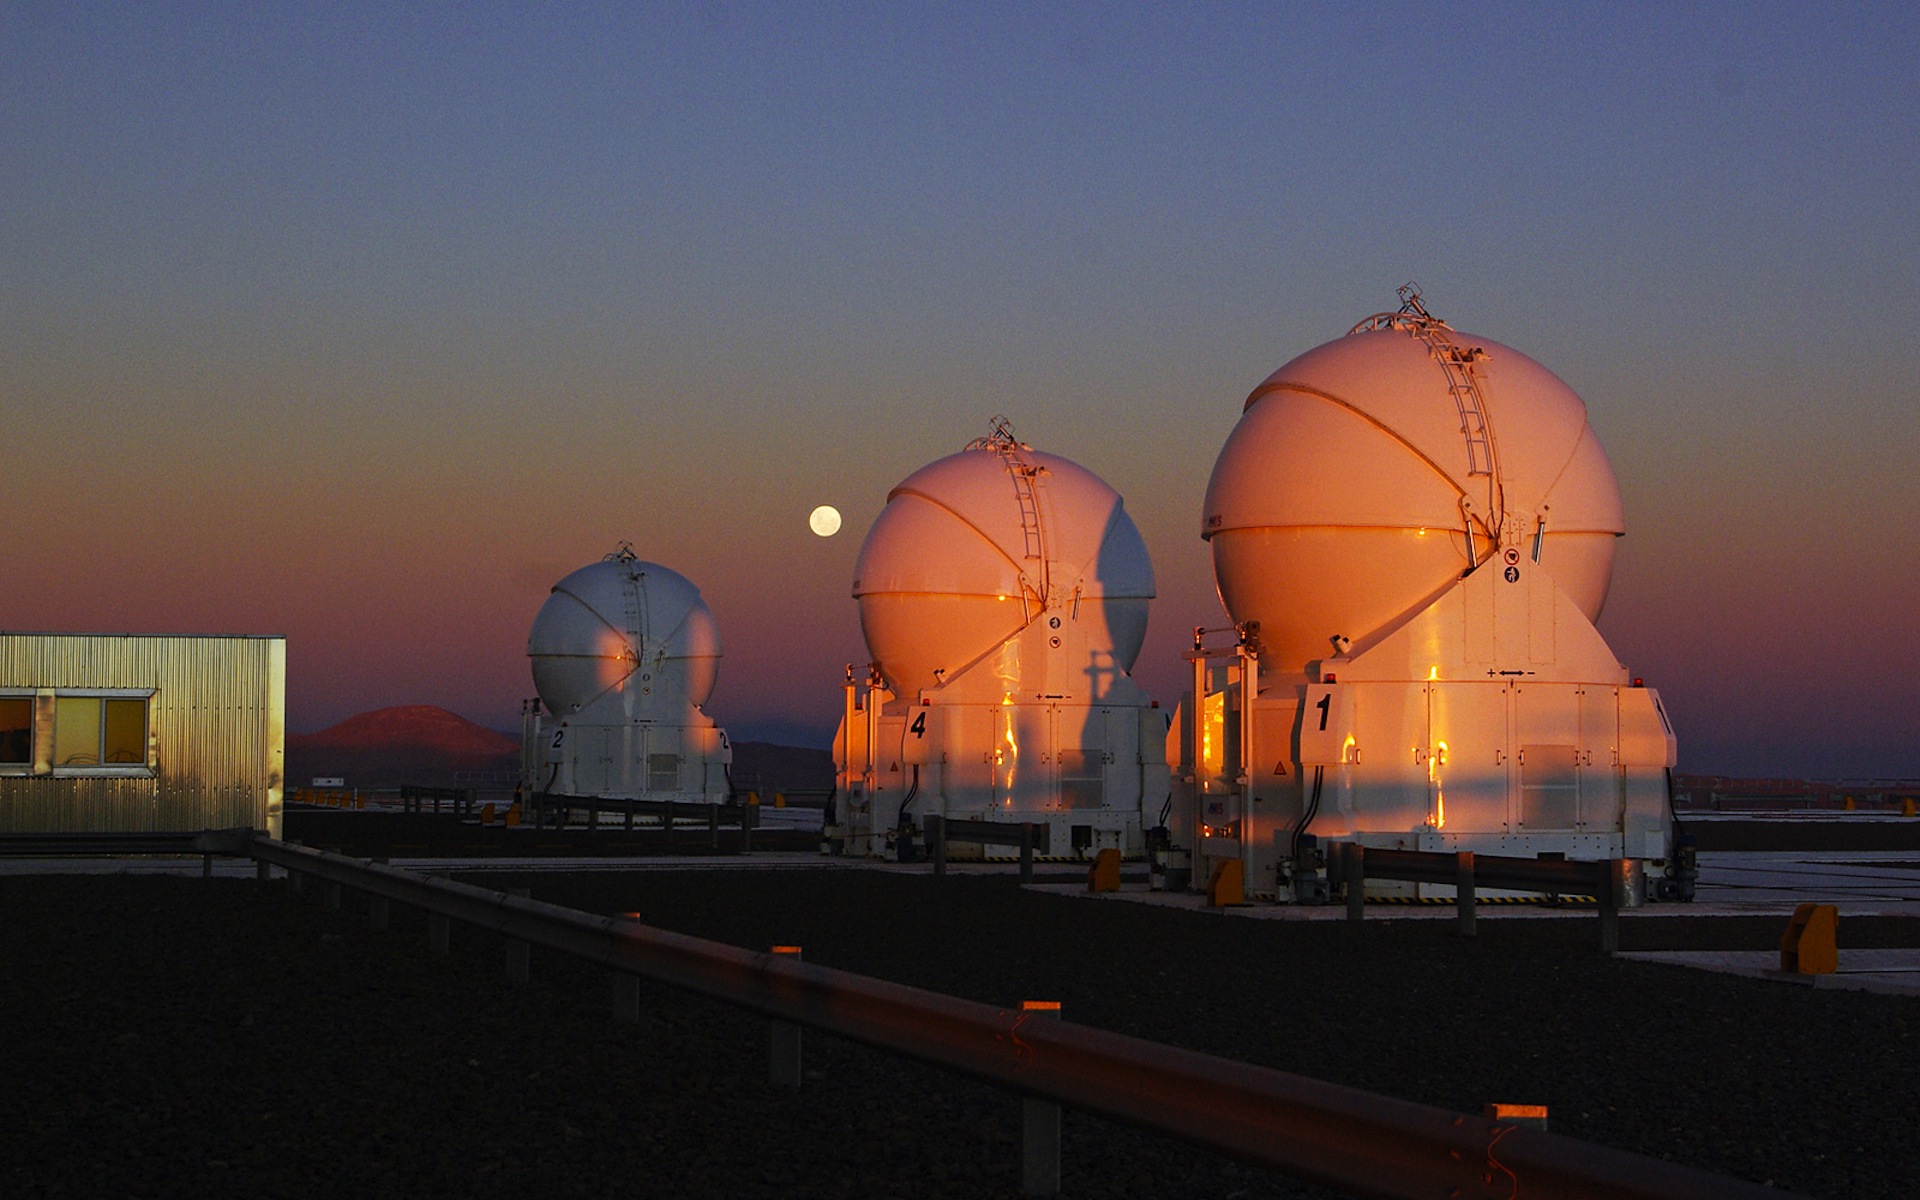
923,814,1048,882
1327,843,1626,948
239,834,1793,1200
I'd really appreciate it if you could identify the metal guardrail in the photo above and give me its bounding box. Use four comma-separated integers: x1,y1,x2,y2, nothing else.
923,815,1050,883
528,792,761,850
234,832,1792,1200
399,784,472,816
1328,844,1626,950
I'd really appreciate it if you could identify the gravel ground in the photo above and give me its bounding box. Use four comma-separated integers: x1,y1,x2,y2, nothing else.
3,866,1916,1199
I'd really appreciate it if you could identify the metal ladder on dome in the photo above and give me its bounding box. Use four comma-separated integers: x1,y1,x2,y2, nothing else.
1350,285,1503,542
608,542,646,663
1010,461,1044,563
971,416,1051,611
1008,454,1051,612
1424,324,1496,480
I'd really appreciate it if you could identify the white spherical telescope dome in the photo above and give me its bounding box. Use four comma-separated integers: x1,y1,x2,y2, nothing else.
528,546,721,717
1204,290,1625,673
854,420,1155,697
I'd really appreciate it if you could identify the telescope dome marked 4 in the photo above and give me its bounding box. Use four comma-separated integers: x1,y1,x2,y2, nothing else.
808,505,842,537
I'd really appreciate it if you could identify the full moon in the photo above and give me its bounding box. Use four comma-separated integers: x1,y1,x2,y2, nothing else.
808,505,842,537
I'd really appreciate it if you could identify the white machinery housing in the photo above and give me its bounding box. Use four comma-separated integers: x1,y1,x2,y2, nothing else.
521,546,731,803
831,420,1168,860
1168,290,1681,903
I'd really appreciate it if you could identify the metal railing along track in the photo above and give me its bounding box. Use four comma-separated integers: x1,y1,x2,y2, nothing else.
236,833,1793,1200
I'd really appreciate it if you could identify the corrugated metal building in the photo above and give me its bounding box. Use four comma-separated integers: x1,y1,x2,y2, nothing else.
0,634,285,838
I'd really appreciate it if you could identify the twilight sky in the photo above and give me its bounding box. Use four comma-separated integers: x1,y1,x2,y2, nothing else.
4,3,1917,779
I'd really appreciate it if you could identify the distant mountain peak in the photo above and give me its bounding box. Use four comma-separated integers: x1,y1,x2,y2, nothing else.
292,705,518,757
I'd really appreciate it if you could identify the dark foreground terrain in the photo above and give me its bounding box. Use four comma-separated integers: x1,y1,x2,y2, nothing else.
3,867,1914,1199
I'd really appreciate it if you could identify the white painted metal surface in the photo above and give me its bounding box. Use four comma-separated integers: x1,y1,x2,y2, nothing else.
522,547,730,804
834,419,1166,860
1204,290,1623,675
529,548,721,718
853,419,1154,699
1170,290,1675,900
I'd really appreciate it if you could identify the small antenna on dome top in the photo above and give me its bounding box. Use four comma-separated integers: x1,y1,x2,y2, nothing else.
1396,282,1432,320
1347,283,1448,336
966,415,1030,453
606,541,637,563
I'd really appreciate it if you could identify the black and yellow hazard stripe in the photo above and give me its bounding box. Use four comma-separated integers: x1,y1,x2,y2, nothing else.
1368,894,1598,906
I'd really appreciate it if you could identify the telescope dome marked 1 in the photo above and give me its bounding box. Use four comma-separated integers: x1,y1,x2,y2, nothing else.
809,505,842,537
1203,290,1623,674
1165,288,1680,908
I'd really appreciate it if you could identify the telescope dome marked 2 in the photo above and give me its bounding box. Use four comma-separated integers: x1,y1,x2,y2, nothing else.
808,505,842,537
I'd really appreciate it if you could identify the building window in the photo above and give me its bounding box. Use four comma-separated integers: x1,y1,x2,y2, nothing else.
55,697,103,766
103,698,147,763
0,690,153,775
0,698,30,765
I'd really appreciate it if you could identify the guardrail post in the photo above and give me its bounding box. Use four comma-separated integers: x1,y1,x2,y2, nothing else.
1344,844,1365,923
742,800,754,854
663,799,675,848
1019,1000,1063,1197
429,912,451,958
930,815,947,877
769,946,803,1087
369,894,389,931
255,858,270,884
1599,859,1621,954
1020,823,1035,884
202,850,215,879
287,866,304,895
708,802,719,849
1455,851,1476,937
506,888,531,983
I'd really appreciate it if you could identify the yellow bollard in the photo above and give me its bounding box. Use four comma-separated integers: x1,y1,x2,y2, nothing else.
503,802,521,827
774,791,786,808
1087,848,1122,893
1780,903,1839,974
1903,797,1917,818
1207,858,1244,907
478,803,496,824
